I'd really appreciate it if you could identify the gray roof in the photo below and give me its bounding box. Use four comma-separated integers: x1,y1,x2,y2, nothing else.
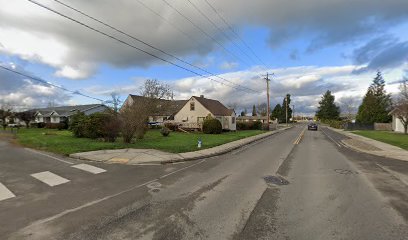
129,95,187,116
32,104,106,117
193,96,234,116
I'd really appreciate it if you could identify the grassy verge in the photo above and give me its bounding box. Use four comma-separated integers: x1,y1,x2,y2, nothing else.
352,130,408,150
15,128,266,155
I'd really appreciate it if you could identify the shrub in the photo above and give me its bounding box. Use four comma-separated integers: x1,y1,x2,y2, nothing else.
236,121,263,130
164,122,178,131
203,118,222,134
69,112,88,137
30,122,45,128
160,127,170,137
45,123,64,129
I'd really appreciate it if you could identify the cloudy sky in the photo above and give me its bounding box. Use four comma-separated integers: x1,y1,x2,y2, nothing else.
1,0,408,115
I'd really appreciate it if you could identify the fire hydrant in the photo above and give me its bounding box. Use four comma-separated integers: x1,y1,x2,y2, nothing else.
197,138,202,148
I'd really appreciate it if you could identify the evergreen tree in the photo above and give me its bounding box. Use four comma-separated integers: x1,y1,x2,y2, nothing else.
252,105,257,116
240,111,245,116
271,104,282,122
316,90,340,120
281,94,293,123
356,71,392,124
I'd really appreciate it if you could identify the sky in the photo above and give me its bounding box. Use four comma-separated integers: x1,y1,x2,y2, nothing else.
1,0,408,116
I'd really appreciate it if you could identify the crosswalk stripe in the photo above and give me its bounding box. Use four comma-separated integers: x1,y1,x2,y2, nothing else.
31,171,70,187
71,164,106,174
0,182,16,201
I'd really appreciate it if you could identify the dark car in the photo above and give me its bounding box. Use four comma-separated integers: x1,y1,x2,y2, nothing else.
308,123,318,131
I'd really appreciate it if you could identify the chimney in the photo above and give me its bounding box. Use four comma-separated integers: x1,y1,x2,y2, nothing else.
200,95,204,98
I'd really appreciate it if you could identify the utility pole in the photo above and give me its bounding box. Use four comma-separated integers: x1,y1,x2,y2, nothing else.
292,104,295,122
286,94,288,126
264,73,272,129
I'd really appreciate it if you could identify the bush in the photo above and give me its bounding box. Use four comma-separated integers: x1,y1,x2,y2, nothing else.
30,122,45,128
45,123,64,129
69,112,88,137
236,121,263,130
160,127,170,137
164,122,178,131
203,118,222,134
322,119,345,129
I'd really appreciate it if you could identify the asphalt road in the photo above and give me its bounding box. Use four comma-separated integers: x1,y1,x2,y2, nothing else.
1,125,407,239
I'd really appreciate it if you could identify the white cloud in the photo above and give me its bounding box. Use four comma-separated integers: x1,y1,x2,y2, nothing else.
219,61,239,70
0,0,407,80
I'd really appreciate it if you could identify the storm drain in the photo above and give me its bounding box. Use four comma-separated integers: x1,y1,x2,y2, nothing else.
263,175,289,185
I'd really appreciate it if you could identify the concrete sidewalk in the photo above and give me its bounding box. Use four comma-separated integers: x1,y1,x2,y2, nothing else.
329,127,408,161
69,127,291,165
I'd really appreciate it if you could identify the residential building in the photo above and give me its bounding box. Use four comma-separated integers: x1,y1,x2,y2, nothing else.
389,104,407,133
32,104,109,124
174,95,236,131
121,94,187,123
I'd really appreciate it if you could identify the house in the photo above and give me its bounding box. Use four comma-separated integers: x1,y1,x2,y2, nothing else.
174,95,236,131
32,104,109,124
237,115,269,124
389,104,408,133
121,94,187,123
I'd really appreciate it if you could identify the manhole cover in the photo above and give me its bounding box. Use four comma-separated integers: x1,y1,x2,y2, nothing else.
334,169,358,175
263,175,289,185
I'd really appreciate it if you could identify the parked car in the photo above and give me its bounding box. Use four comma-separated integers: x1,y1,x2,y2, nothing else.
308,123,318,131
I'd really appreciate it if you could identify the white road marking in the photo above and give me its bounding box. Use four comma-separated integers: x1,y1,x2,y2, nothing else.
0,182,15,201
30,159,207,225
71,164,106,174
31,171,70,186
25,148,74,165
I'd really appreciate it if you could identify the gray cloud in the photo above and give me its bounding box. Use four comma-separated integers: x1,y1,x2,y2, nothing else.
0,62,71,110
353,40,408,73
1,0,407,79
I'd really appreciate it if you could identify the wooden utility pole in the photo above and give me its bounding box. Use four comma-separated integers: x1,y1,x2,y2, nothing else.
286,95,288,126
264,73,272,128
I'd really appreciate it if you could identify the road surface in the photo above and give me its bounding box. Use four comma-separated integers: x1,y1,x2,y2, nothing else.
0,125,407,239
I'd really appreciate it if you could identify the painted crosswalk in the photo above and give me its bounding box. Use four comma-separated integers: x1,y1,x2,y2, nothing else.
71,164,106,174
0,164,107,202
31,171,70,187
0,182,15,201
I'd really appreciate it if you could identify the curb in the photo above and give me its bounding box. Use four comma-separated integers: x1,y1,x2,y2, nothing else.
159,127,292,164
326,127,408,161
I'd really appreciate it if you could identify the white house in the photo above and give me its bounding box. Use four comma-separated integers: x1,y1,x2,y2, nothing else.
390,104,407,133
33,104,109,124
174,95,236,131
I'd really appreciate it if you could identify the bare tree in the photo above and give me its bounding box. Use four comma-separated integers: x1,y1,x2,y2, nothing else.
16,110,36,128
339,97,356,122
106,93,122,112
393,78,408,134
120,79,172,143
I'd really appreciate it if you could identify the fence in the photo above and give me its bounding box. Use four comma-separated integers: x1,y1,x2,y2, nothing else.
344,122,374,131
374,123,392,131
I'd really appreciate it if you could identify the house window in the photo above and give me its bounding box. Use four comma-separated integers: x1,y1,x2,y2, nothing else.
232,117,235,124
190,102,195,111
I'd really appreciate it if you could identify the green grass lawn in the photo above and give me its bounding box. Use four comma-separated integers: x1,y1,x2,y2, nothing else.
352,130,408,150
14,128,266,155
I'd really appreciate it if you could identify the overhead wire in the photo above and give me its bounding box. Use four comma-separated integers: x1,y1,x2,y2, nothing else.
49,0,258,93
203,0,271,70
160,0,253,68
185,0,258,65
0,64,106,102
27,0,258,93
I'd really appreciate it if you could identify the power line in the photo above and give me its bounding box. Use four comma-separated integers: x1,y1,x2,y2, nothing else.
50,0,258,93
0,64,106,102
160,0,252,68
203,0,270,68
27,0,257,93
186,0,258,65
